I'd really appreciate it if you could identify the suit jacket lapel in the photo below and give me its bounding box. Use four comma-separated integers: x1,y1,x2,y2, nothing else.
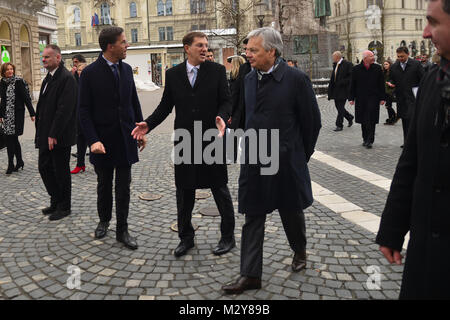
179,60,192,91
193,61,208,90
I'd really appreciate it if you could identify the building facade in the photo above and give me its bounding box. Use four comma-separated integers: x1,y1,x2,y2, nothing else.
0,0,48,99
328,0,430,63
38,0,59,78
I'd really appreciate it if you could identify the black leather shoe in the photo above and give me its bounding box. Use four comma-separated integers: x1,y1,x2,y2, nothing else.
116,231,138,250
222,276,262,295
48,209,71,221
5,165,14,175
366,143,373,149
42,206,57,215
213,238,236,256
174,241,194,257
333,126,343,132
348,117,354,127
95,221,109,239
292,251,307,272
14,160,24,171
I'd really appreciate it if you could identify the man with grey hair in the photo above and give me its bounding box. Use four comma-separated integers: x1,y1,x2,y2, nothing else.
349,50,385,148
328,51,354,131
222,27,321,295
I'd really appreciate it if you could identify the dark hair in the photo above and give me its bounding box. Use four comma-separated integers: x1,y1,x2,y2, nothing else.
182,31,207,47
243,38,248,45
99,27,124,52
45,44,61,54
396,46,409,54
72,54,86,62
287,59,294,63
445,0,450,14
207,48,213,53
1,62,15,78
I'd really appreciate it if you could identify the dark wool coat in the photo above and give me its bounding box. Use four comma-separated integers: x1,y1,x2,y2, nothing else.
389,58,424,119
78,53,143,168
35,61,77,149
238,60,321,215
349,62,386,124
327,59,353,101
230,61,251,130
0,78,35,136
376,64,450,299
145,60,231,189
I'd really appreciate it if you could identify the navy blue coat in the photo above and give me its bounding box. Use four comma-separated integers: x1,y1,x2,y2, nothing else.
238,60,321,215
78,54,143,167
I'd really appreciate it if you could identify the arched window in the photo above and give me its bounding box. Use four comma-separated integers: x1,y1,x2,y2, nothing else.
100,3,111,25
74,7,81,23
166,0,173,15
157,0,165,16
130,2,137,17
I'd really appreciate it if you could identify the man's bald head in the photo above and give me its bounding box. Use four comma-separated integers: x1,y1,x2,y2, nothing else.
332,51,343,63
362,50,376,65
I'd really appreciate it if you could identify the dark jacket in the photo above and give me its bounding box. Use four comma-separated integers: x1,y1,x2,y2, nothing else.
0,78,35,136
384,70,395,99
238,60,321,215
376,63,450,299
389,58,424,119
230,61,251,130
35,61,77,149
145,60,231,189
327,59,353,101
349,62,385,124
78,53,143,167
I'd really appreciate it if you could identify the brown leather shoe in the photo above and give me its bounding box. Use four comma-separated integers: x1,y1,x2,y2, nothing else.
292,251,307,272
222,276,261,295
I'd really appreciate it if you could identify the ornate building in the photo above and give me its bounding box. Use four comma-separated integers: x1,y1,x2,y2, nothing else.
328,0,430,64
0,0,48,98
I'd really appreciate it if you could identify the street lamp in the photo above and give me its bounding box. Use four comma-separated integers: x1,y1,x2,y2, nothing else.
255,2,266,28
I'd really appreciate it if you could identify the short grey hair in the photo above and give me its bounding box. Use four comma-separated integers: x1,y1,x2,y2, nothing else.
247,27,283,57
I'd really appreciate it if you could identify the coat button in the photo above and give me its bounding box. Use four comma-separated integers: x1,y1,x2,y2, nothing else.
435,188,441,193
432,232,440,238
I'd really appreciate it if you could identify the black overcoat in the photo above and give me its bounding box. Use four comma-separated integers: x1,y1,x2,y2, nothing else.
35,61,77,149
376,64,450,299
327,59,353,101
230,61,251,130
145,60,231,189
78,53,143,167
238,61,321,215
389,58,424,119
0,78,35,136
349,62,385,124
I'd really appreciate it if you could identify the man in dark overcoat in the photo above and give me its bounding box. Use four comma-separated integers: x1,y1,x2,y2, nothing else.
132,32,235,258
222,27,321,295
327,51,354,131
35,44,77,221
78,27,144,250
388,46,424,146
376,0,450,299
349,50,386,148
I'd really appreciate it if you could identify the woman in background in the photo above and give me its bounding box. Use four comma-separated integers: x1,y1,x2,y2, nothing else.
0,62,35,174
383,60,397,125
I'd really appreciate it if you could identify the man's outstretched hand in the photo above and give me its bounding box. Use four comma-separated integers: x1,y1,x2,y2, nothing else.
379,246,403,265
216,116,226,138
132,122,149,140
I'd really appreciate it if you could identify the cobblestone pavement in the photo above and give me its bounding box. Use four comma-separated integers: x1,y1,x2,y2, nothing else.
0,93,407,300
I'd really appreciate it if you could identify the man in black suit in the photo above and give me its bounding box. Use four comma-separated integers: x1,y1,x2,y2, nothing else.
78,27,145,250
132,31,235,258
349,51,386,148
388,46,424,145
35,44,77,221
328,51,354,131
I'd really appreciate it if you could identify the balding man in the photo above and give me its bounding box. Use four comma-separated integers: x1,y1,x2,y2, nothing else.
327,51,354,131
349,50,385,148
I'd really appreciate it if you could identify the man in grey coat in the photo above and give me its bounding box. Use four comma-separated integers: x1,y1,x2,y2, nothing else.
222,27,321,295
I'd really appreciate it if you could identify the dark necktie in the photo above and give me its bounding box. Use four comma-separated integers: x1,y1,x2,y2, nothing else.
111,64,120,86
43,72,52,94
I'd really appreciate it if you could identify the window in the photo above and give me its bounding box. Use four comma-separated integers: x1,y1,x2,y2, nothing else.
402,0,405,9
166,0,173,15
401,18,405,30
74,7,81,23
166,26,173,41
191,0,198,14
75,33,81,46
130,2,137,17
367,0,382,7
337,3,340,16
199,0,206,13
419,19,423,30
131,28,138,43
199,24,206,30
191,24,198,31
159,27,165,41
100,3,111,25
157,0,165,16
